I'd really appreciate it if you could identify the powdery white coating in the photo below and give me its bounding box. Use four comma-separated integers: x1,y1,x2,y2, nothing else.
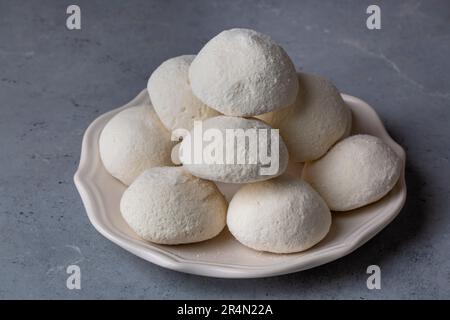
302,134,402,211
189,28,299,116
120,167,227,244
99,105,174,186
227,176,331,253
147,55,220,134
179,116,289,183
258,72,352,162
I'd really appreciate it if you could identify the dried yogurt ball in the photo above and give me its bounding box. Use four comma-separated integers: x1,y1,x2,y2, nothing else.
227,176,331,253
120,167,227,245
99,105,174,185
147,55,220,135
179,116,289,183
302,134,402,211
258,72,352,162
189,28,299,116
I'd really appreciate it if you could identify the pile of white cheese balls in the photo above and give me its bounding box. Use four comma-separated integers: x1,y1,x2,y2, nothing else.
99,28,402,254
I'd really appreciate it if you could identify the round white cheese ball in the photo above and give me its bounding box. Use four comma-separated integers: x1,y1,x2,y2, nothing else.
258,72,352,162
99,105,174,185
189,28,299,116
302,134,402,211
227,176,331,253
179,115,289,183
147,55,220,134
120,167,227,244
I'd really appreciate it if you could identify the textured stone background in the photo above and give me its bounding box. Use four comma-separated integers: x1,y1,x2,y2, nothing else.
0,0,449,299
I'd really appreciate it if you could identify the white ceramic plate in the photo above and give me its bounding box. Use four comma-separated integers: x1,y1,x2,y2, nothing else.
74,89,406,278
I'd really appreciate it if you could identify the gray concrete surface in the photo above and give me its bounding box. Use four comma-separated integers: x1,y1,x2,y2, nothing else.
0,0,449,299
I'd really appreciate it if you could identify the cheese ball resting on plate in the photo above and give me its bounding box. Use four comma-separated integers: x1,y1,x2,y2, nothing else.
302,134,402,211
120,167,227,245
227,176,331,253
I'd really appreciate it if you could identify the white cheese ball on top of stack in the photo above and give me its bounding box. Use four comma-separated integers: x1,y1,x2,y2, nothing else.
189,28,299,116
